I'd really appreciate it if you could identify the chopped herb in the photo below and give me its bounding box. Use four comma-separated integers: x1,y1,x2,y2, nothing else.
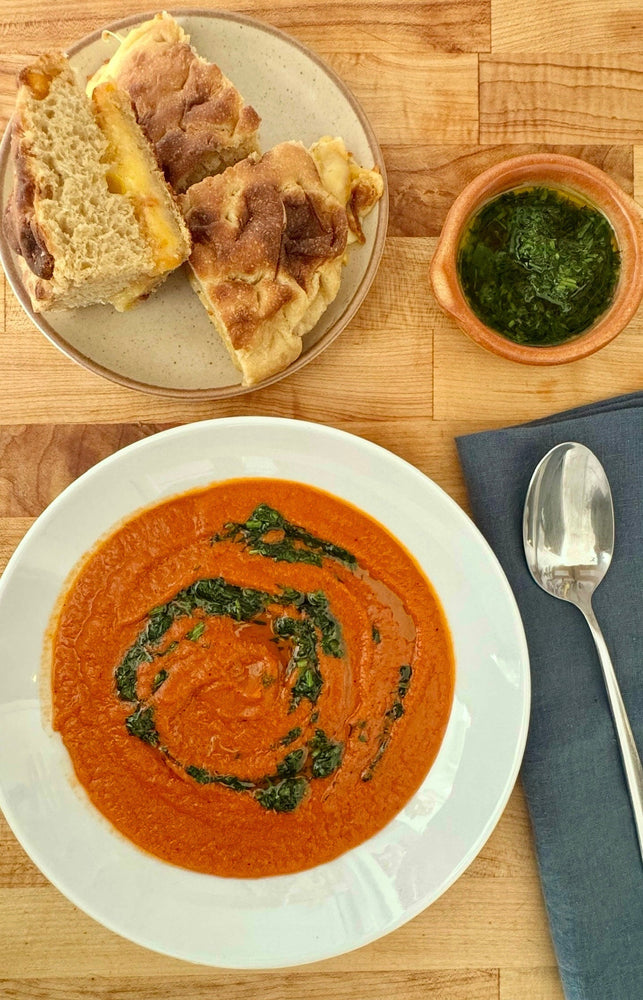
457,185,621,346
261,673,276,688
187,577,269,621
362,667,412,780
213,773,256,792
182,728,345,809
145,608,173,644
273,590,345,709
303,590,344,658
185,766,255,792
358,732,368,743
291,666,322,708
125,705,160,746
361,733,390,782
372,625,381,644
273,615,323,708
276,748,307,777
115,577,270,700
276,586,304,606
115,644,152,701
185,765,217,785
255,777,308,813
185,621,206,642
398,664,412,698
152,668,168,693
308,729,344,778
215,504,357,567
280,727,302,746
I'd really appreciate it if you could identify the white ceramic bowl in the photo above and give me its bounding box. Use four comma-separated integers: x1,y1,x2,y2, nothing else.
0,419,529,967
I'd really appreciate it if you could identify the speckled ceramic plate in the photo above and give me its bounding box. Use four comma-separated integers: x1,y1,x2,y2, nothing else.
0,419,529,967
0,10,388,398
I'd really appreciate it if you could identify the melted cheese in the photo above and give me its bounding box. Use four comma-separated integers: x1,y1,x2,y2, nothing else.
310,136,352,206
87,14,186,97
91,82,186,273
310,136,384,245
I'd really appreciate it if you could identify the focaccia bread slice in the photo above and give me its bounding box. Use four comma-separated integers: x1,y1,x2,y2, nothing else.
4,51,191,313
180,138,383,386
88,11,261,194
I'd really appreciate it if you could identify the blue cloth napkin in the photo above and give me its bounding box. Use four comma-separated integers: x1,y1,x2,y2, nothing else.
456,391,643,1000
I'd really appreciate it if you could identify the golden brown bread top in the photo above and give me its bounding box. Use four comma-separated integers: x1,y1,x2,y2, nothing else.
180,141,348,350
89,13,261,192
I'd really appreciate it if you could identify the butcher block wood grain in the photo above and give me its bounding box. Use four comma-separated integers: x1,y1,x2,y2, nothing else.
0,1,641,998
386,143,633,236
491,0,643,53
480,55,643,143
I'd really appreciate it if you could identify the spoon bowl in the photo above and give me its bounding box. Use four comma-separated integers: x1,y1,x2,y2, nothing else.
523,441,614,608
523,441,643,863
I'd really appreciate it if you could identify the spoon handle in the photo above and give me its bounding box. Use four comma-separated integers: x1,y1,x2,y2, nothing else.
582,602,643,864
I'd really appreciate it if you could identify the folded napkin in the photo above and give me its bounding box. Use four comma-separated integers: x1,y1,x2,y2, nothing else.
456,391,643,1000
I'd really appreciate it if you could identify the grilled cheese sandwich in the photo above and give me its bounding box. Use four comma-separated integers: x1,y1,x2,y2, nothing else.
4,51,190,313
180,138,383,386
87,11,261,194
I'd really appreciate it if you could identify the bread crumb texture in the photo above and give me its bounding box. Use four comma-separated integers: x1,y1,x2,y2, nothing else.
7,52,188,312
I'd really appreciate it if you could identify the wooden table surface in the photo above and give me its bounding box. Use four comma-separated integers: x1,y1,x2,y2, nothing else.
1,1,642,997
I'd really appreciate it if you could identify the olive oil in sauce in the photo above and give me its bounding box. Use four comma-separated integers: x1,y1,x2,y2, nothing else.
457,185,621,346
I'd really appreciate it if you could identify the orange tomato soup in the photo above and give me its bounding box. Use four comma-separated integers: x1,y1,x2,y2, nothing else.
51,479,454,877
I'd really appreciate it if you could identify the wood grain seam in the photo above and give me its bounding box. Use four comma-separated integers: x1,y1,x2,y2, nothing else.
431,300,439,421
477,53,481,144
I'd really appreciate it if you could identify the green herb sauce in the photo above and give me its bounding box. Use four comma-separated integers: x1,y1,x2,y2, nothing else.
457,185,621,346
214,503,357,568
114,515,352,813
115,505,411,814
183,729,343,813
280,727,302,746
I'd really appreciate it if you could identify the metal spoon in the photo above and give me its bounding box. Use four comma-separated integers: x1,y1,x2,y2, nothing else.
523,441,643,863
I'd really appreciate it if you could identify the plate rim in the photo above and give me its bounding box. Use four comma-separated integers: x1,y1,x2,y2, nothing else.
0,8,389,399
0,417,530,968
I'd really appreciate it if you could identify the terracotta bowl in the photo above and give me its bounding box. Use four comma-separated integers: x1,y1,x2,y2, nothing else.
429,153,643,364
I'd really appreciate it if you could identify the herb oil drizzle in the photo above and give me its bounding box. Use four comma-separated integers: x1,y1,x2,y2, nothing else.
115,506,415,813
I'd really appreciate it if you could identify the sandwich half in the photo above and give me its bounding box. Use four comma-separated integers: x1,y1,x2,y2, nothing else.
87,11,261,194
180,138,383,386
4,51,191,313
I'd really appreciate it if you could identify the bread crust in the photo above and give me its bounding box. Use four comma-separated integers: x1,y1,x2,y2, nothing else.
181,141,349,385
4,141,54,280
89,12,261,193
3,54,67,281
